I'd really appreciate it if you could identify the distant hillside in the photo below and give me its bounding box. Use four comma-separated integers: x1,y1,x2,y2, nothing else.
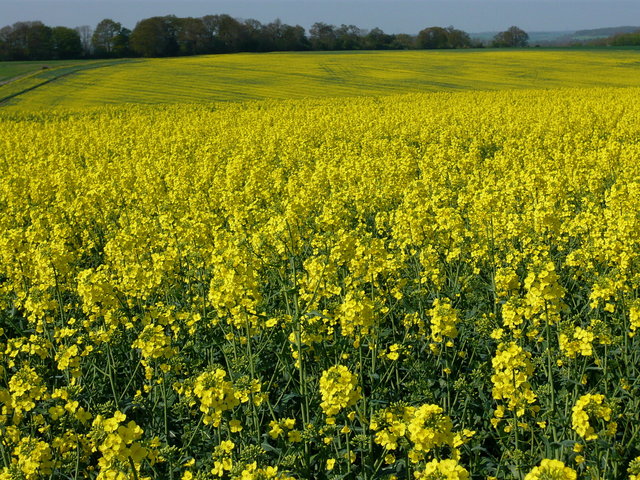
558,26,640,45
573,26,640,39
471,26,640,46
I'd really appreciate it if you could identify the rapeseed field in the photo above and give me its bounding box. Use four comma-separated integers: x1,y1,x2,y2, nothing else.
2,49,640,109
2,54,640,479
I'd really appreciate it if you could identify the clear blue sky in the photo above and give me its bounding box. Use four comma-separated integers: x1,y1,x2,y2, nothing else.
2,0,639,34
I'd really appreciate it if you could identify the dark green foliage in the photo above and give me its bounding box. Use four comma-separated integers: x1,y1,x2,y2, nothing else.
492,26,529,48
51,26,82,59
417,26,472,49
0,14,477,61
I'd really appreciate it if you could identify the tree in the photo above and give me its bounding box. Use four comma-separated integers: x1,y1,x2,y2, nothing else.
130,16,179,57
364,27,393,50
198,14,248,53
257,19,308,52
309,22,337,50
280,24,309,51
112,27,131,56
244,18,267,51
92,19,124,56
75,25,93,56
217,14,248,52
610,31,640,46
335,24,363,50
0,22,53,60
390,33,415,50
0,26,11,60
445,26,471,48
52,26,82,59
27,22,54,59
0,25,15,60
492,26,529,47
416,25,472,49
176,17,210,55
417,26,449,49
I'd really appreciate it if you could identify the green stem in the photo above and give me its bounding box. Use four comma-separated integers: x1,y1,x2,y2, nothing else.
128,456,140,480
183,413,206,451
161,370,174,480
545,303,557,444
245,320,261,441
106,343,120,409
0,433,10,468
285,220,310,475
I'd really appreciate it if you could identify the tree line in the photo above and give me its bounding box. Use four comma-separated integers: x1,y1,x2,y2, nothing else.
590,29,640,46
0,15,529,61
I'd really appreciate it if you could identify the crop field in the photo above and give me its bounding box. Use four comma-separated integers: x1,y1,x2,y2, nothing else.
1,49,640,109
2,50,640,480
0,60,136,107
1,63,67,83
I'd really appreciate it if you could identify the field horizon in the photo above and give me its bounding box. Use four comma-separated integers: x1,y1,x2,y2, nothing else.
2,48,640,110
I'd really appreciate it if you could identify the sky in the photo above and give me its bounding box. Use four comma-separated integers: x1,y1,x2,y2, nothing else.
2,0,639,34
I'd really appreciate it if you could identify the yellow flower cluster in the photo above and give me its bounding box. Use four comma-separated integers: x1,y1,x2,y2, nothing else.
523,260,566,326
178,369,250,427
571,393,615,441
524,459,577,480
413,458,469,480
494,267,520,299
559,326,596,358
370,404,415,450
319,365,361,417
268,418,300,442
629,300,640,337
408,404,456,456
491,342,537,417
370,403,472,468
1,436,53,480
211,439,235,477
428,298,460,346
132,324,176,362
558,319,611,361
4,366,47,423
90,411,158,480
337,291,375,340
233,462,295,480
628,456,640,480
